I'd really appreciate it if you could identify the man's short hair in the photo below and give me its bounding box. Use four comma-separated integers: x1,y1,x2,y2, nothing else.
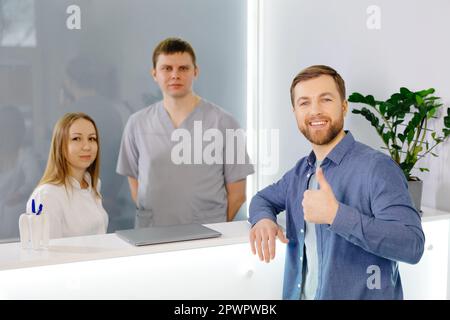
290,65,346,106
152,37,197,69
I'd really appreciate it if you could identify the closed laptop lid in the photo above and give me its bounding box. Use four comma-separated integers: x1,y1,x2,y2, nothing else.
115,223,222,246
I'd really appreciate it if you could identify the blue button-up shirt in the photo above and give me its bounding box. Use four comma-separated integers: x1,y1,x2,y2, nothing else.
249,131,425,300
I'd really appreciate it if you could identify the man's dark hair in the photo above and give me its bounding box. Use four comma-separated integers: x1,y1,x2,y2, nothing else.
152,37,197,69
290,65,346,107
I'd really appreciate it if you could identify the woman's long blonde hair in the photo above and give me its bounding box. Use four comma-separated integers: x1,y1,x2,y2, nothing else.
38,112,101,197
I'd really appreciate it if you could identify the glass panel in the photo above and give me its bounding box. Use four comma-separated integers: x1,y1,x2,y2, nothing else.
0,0,247,242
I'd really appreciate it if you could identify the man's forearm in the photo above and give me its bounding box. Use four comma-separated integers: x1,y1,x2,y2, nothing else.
329,202,425,264
127,177,138,204
248,193,280,226
227,194,246,221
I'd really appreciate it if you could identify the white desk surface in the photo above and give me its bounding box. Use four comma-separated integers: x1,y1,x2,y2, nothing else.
0,206,448,272
421,206,450,222
0,221,251,272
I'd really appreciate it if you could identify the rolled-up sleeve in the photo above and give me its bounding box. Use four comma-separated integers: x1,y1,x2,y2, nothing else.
248,170,292,226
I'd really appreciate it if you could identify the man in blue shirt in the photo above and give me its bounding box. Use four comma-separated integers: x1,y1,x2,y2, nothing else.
248,65,425,300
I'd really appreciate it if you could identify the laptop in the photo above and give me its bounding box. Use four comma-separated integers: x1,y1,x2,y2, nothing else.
115,223,222,246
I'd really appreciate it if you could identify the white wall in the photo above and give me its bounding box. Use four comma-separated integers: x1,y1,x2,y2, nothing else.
257,0,450,214
256,0,450,299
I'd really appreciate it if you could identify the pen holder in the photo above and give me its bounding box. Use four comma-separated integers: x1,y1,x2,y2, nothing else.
18,213,49,250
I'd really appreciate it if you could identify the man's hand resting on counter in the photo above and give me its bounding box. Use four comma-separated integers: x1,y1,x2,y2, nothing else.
249,218,288,263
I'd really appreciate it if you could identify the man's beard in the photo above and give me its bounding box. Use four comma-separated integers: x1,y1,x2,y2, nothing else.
300,115,344,145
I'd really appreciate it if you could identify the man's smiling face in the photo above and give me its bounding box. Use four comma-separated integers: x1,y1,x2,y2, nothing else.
293,74,348,145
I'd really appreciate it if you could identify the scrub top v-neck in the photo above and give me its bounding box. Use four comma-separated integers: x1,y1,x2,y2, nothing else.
117,98,254,227
159,99,202,132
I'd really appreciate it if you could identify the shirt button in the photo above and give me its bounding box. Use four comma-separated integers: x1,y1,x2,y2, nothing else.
300,256,303,261
300,229,304,233
298,283,301,288
307,173,311,178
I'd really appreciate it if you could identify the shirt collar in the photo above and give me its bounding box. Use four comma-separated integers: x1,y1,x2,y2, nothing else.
69,172,92,191
306,131,355,167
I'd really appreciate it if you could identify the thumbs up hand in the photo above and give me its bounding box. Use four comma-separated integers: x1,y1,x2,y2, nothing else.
302,167,339,225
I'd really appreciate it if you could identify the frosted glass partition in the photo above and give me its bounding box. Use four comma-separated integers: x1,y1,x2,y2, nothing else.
0,0,247,242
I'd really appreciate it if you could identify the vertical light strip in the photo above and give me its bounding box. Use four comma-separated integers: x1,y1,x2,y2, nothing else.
246,0,260,215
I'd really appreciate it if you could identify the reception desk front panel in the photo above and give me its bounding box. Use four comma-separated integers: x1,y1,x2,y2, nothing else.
1,208,449,299
0,221,285,299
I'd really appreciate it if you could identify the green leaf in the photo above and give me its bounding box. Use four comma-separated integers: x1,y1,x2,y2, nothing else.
444,128,450,137
419,168,430,172
431,152,438,157
407,129,415,144
390,93,402,101
373,117,379,127
413,146,423,157
393,119,404,126
415,94,424,105
410,112,422,128
427,107,437,119
360,107,379,128
383,102,397,120
418,105,427,117
380,102,387,115
417,88,435,97
400,87,412,96
366,95,376,107
400,88,414,101
400,162,414,178
445,115,450,128
423,96,440,102
382,132,391,145
431,132,436,140
352,109,361,114
348,92,366,103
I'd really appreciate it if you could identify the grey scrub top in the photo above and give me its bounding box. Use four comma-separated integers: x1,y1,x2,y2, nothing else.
116,98,254,227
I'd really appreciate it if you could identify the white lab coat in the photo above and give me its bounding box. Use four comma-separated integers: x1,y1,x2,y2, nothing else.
26,172,108,239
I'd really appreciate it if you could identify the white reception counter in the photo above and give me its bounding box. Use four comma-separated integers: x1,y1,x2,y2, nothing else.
0,221,285,299
0,207,449,299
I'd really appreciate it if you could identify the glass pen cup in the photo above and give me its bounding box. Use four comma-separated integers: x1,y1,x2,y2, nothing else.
18,212,49,250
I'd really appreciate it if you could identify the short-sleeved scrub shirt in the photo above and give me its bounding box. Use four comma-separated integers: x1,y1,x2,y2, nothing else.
116,98,254,227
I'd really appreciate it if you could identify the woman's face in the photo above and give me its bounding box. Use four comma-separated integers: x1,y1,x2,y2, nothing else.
66,118,98,173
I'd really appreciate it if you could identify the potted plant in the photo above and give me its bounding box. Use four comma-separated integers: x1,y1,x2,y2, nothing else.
348,87,450,213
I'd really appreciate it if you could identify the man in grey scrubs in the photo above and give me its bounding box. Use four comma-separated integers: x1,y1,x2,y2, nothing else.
117,37,254,227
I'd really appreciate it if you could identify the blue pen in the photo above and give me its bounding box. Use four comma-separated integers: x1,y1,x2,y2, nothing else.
37,204,43,215
32,199,43,215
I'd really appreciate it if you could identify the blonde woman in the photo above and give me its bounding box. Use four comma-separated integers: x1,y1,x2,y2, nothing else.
26,113,108,238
